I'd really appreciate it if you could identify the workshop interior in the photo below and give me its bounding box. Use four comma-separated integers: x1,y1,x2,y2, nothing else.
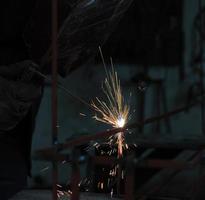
1,0,205,200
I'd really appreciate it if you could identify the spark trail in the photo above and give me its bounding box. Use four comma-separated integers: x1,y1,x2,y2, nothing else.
91,49,130,157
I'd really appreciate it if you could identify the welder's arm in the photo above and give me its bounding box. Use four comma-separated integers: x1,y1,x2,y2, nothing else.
0,60,40,81
0,60,43,132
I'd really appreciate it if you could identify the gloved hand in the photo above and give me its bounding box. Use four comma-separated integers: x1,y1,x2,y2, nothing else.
0,60,43,82
0,60,43,131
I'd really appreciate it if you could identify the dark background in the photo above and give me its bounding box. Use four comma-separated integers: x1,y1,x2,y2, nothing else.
100,0,183,66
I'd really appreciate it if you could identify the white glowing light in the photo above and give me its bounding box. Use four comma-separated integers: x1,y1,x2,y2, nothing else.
116,117,125,128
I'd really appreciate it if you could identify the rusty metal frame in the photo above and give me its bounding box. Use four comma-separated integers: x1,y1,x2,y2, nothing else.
51,0,58,199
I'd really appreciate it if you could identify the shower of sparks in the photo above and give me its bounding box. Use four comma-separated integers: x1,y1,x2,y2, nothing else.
55,52,132,198
57,184,72,199
57,189,72,199
79,113,86,117
91,59,130,157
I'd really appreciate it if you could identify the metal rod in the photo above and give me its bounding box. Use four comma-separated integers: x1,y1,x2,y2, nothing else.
30,68,94,110
36,96,205,155
125,168,135,200
51,0,58,199
199,0,205,134
71,149,80,200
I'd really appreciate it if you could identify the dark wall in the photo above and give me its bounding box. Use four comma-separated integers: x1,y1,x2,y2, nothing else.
100,0,184,66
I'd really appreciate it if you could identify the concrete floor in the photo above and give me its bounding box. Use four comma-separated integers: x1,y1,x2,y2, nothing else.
10,190,120,200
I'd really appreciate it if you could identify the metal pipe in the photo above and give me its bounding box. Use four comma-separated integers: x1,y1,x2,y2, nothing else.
51,0,58,199
198,0,205,134
30,68,94,110
36,96,205,156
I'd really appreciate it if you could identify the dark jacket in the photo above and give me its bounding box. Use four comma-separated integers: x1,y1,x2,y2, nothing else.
0,0,41,176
